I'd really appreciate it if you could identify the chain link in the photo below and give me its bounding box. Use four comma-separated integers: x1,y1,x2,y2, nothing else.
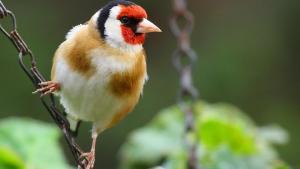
170,0,200,169
0,1,87,168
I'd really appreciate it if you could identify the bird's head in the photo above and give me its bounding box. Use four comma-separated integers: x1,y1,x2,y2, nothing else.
94,0,161,52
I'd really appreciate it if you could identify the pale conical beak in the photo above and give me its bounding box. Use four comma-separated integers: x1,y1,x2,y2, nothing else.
136,18,162,33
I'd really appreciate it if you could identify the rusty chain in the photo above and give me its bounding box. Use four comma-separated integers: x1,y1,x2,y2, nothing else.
170,0,200,169
0,1,88,168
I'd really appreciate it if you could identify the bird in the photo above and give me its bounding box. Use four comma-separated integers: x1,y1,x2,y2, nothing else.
33,0,161,168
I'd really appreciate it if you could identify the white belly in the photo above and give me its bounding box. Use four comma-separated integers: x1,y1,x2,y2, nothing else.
54,49,145,130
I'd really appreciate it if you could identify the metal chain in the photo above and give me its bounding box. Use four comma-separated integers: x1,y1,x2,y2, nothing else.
0,1,88,168
170,0,200,169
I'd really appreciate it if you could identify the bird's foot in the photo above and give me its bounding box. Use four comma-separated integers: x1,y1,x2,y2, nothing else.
79,151,95,169
33,81,60,96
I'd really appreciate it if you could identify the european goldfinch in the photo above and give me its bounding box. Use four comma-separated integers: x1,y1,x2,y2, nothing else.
34,0,161,168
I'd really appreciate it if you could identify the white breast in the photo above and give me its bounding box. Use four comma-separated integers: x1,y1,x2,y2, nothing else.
54,48,146,131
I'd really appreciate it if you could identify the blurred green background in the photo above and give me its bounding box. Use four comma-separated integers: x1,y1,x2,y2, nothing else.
0,0,299,169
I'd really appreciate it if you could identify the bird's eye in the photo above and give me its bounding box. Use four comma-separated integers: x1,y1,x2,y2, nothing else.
120,16,129,24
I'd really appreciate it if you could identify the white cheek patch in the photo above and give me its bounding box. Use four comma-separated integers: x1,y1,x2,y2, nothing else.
105,22,123,46
104,6,143,54
109,5,122,18
104,6,123,46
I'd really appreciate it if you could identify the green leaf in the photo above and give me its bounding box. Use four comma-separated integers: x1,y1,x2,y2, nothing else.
0,118,72,169
119,101,290,169
197,103,256,154
119,106,184,169
0,146,25,169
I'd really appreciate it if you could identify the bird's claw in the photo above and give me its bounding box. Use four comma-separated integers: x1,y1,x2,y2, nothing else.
79,151,95,169
33,81,60,96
